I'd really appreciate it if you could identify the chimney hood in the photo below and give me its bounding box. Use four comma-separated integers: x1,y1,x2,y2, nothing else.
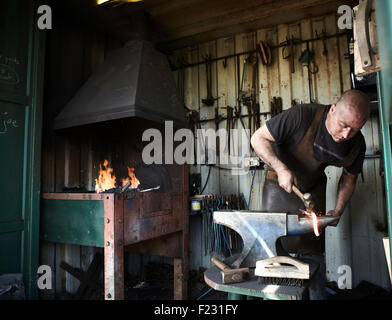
54,39,187,130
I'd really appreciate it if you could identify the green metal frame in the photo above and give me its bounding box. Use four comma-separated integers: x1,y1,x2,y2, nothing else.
376,1,392,273
40,199,105,247
377,73,392,270
23,0,46,300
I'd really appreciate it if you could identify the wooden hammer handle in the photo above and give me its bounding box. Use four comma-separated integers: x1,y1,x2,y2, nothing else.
211,257,231,271
292,185,304,200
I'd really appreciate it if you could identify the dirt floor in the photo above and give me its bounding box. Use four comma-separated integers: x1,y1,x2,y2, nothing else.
124,262,227,300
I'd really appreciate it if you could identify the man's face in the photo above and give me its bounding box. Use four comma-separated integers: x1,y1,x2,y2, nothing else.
326,103,367,143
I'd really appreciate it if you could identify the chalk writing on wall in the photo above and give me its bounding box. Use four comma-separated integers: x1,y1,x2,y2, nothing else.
0,54,20,85
0,111,19,135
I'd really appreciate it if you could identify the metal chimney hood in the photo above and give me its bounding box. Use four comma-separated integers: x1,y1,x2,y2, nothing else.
54,39,186,129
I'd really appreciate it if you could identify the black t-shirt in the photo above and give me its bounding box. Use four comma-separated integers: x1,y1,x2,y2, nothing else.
266,104,366,174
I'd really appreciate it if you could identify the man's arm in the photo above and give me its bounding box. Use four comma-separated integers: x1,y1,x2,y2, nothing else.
250,124,295,193
327,168,358,226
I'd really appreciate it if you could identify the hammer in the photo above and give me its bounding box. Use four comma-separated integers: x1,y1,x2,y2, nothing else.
211,257,250,284
292,185,315,211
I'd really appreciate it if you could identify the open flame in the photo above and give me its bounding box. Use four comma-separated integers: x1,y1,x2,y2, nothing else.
94,160,140,193
95,160,116,193
121,167,140,189
302,209,320,237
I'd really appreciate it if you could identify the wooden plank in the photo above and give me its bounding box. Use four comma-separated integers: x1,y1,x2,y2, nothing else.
277,24,292,110
173,258,185,300
155,0,357,44
184,45,201,177
289,22,306,105
324,14,342,103
55,243,66,298
65,244,81,295
256,28,270,114
235,32,256,209
312,17,331,104
216,36,238,196
199,40,220,195
337,17,351,94
39,240,56,299
300,18,313,103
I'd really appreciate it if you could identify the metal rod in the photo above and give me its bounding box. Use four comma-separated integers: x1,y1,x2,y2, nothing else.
171,32,349,71
195,111,270,124
139,185,161,193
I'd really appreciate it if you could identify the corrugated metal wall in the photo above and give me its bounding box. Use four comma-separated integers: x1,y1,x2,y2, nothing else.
172,13,391,289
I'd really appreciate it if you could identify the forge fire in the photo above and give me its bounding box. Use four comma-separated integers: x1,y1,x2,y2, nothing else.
94,160,140,193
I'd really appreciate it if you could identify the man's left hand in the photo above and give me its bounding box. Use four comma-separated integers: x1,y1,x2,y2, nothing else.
326,209,342,227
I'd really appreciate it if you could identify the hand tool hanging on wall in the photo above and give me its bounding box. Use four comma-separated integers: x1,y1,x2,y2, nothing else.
233,105,251,145
281,36,297,74
214,107,223,155
201,55,216,106
239,55,258,140
299,41,319,103
188,110,204,165
220,106,235,155
257,40,272,66
239,55,257,104
270,96,282,117
316,29,328,56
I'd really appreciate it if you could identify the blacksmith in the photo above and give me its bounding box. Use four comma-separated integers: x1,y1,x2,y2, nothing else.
250,89,370,299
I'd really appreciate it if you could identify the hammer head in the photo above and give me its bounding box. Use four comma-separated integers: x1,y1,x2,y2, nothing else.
302,192,315,210
221,267,250,284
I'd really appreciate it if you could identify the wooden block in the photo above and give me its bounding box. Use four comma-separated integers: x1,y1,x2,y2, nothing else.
353,0,381,76
255,256,310,280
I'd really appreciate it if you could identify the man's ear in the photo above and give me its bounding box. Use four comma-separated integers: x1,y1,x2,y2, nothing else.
330,103,336,113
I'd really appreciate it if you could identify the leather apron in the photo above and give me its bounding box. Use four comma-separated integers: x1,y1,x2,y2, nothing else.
261,105,361,255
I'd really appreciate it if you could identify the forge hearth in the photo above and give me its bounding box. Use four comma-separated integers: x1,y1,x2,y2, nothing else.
41,116,189,300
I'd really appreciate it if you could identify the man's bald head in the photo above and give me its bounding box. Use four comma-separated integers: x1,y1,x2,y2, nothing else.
335,89,371,123
326,90,370,143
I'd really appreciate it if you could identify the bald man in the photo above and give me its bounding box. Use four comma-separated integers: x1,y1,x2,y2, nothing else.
251,90,370,255
250,90,370,299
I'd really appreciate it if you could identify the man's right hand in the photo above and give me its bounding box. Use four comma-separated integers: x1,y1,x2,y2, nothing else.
277,168,295,193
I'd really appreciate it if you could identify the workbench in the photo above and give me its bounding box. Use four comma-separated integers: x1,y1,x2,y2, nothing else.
40,164,189,300
204,255,319,300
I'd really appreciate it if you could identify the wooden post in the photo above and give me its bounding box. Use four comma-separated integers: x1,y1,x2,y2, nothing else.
173,164,190,300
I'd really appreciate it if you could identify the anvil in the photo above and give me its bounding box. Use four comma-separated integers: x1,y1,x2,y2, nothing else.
213,211,339,268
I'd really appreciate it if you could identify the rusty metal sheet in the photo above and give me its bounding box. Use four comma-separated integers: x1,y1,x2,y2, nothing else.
123,193,183,245
103,194,124,300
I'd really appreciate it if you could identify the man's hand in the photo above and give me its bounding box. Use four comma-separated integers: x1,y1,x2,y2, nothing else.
326,209,342,227
276,167,295,193
326,169,357,227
